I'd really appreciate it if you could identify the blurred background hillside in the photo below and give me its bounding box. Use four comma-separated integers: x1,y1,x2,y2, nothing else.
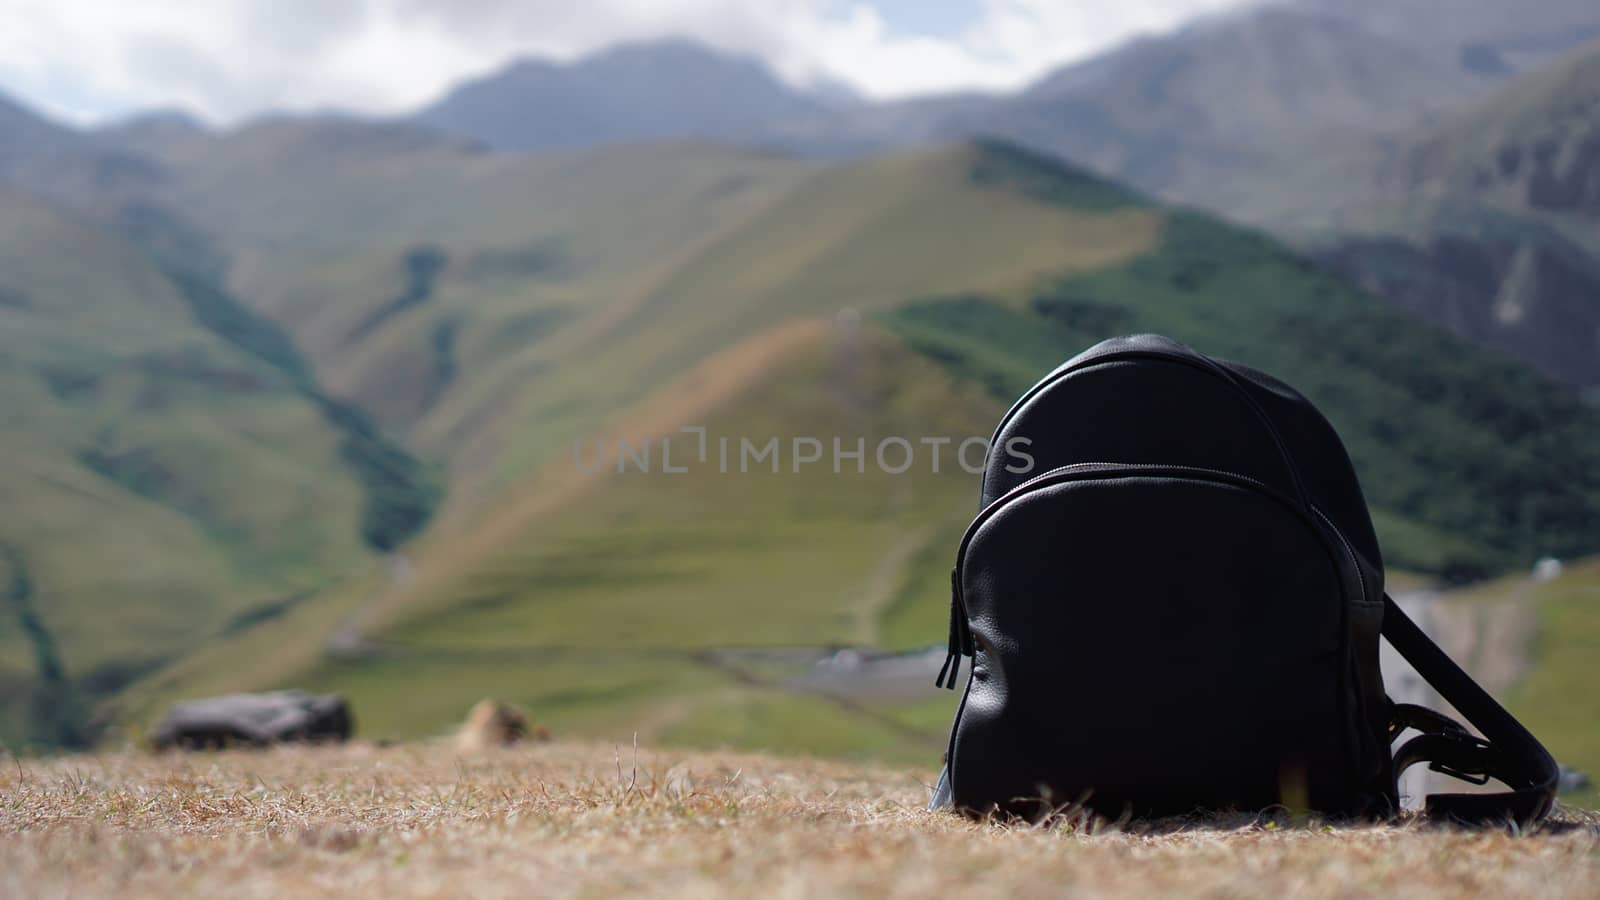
0,0,1596,796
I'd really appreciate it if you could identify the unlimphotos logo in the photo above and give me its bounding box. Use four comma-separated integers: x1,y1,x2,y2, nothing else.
573,427,1034,476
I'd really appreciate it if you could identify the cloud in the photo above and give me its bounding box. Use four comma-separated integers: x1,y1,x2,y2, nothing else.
0,0,1256,126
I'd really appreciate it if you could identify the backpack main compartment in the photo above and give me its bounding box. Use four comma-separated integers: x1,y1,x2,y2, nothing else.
941,334,1395,819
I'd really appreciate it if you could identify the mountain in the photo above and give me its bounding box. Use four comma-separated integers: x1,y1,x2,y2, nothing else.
94,109,208,158
760,90,995,158
394,5,1600,228
398,9,1513,208
74,122,1598,751
0,91,82,170
0,91,176,220
1389,37,1600,221
411,39,826,152
1303,0,1600,72
929,5,1534,221
1304,38,1600,391
0,183,432,749
5,78,1599,754
400,3,1581,221
952,0,1600,210
0,98,444,749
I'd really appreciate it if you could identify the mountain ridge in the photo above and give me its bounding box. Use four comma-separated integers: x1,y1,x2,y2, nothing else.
412,38,827,153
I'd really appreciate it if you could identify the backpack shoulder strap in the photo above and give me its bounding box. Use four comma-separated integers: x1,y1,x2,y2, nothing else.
1382,592,1559,825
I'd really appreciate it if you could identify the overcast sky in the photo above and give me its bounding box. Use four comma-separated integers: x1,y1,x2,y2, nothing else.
0,0,1258,127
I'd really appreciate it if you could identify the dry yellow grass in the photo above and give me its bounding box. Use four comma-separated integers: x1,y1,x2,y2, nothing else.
3,741,1596,899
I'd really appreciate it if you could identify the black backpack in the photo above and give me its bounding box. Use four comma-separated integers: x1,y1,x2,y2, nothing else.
930,334,1559,825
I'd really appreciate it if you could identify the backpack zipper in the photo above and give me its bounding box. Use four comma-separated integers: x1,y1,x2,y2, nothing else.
952,342,1367,690
983,346,1313,509
934,565,970,689
936,461,1367,689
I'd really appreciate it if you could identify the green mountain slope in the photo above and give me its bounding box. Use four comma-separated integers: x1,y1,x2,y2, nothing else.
97,134,1600,757
0,186,380,748
119,126,1157,503
884,204,1600,578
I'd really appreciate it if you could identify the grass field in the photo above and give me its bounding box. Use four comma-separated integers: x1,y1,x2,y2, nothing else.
1437,558,1600,809
3,741,1597,899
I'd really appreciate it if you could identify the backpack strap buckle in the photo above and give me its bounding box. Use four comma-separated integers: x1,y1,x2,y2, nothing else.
1394,725,1498,788
1426,731,1496,786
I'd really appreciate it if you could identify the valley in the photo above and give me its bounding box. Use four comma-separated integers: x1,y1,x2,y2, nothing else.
0,1,1596,770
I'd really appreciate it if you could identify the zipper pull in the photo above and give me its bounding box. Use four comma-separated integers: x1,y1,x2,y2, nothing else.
936,566,965,690
936,650,960,690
